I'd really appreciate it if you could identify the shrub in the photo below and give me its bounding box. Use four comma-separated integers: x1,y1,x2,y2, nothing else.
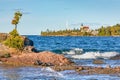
3,29,24,50
9,29,19,37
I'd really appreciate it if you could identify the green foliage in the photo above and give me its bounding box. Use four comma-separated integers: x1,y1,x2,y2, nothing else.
41,28,92,36
12,11,22,29
98,26,106,36
98,24,120,36
9,29,19,37
3,29,24,50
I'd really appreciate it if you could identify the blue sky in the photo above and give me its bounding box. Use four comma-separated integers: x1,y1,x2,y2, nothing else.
0,0,120,35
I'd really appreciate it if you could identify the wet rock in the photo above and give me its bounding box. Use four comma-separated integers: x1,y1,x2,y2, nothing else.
52,65,76,71
76,66,83,72
34,60,43,65
42,62,54,66
31,47,38,52
110,54,120,60
77,65,120,75
93,59,104,64
34,60,54,66
46,62,54,66
24,37,34,46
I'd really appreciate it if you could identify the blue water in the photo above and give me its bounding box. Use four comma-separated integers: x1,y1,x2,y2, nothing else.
27,36,120,53
1,36,120,80
0,67,120,80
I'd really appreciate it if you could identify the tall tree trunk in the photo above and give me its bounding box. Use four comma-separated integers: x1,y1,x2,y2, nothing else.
15,24,17,30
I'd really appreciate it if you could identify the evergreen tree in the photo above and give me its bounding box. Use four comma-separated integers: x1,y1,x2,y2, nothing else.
11,11,22,30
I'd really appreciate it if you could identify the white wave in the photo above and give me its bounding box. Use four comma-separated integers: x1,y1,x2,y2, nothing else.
71,52,119,59
41,67,55,72
41,67,64,77
63,48,83,55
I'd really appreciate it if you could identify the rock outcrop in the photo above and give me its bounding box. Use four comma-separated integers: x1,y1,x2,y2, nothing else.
0,36,37,54
0,36,72,66
1,51,72,66
77,66,120,75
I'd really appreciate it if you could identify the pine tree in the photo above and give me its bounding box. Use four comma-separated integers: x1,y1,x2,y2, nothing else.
11,11,22,30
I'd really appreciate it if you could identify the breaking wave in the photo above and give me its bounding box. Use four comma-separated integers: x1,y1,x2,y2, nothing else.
63,48,83,55
72,52,119,59
41,67,64,77
64,48,119,59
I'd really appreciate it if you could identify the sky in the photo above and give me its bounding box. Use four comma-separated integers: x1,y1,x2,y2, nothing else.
0,0,120,35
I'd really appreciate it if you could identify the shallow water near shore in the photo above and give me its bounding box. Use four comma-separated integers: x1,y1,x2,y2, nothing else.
0,66,120,80
1,36,120,80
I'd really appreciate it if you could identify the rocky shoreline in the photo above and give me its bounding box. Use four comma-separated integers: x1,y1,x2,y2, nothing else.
0,36,120,75
0,45,120,75
51,65,120,75
0,51,72,66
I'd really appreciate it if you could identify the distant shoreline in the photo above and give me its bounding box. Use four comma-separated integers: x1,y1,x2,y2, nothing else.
1,33,120,37
40,35,120,37
41,24,120,37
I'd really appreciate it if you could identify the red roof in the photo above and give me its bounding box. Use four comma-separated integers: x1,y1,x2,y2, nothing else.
83,26,89,29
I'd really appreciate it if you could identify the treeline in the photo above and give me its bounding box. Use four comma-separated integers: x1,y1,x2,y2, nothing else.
98,24,120,36
41,24,120,36
41,29,92,36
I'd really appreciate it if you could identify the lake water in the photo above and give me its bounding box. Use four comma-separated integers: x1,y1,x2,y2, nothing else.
0,36,120,80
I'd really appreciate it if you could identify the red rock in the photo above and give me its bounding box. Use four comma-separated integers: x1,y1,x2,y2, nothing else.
3,51,72,66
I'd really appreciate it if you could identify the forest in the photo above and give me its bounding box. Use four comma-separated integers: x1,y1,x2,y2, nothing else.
41,24,120,36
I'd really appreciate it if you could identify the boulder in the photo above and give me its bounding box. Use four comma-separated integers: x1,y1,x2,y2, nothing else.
24,37,34,46
22,37,38,53
110,54,120,60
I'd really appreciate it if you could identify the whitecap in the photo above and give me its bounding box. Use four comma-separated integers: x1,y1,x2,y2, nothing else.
41,67,64,77
63,48,83,55
71,52,119,59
